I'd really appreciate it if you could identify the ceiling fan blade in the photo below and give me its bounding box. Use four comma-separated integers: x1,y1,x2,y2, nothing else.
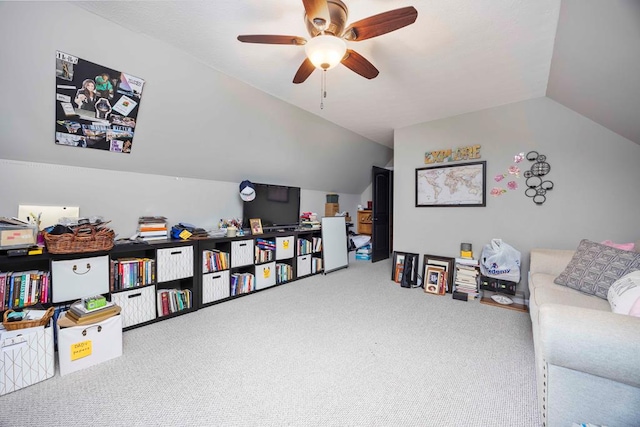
293,58,316,84
341,49,379,79
342,6,418,41
237,35,307,45
302,0,331,30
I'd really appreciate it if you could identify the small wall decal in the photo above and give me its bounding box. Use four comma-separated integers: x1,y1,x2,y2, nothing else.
524,151,553,205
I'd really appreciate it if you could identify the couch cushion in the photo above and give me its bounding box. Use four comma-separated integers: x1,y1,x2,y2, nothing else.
608,271,640,317
554,239,640,299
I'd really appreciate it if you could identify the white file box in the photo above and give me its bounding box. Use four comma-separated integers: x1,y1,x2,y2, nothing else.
56,312,123,376
51,255,109,303
0,322,55,396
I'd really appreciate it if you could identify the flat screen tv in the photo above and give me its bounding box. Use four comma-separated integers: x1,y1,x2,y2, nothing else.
242,183,301,230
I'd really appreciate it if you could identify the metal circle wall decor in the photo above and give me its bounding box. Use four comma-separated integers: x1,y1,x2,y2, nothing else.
525,151,553,205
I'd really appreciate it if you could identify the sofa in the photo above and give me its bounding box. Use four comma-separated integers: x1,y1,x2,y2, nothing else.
528,246,640,427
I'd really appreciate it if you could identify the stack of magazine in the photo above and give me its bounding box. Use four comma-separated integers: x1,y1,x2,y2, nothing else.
65,298,120,325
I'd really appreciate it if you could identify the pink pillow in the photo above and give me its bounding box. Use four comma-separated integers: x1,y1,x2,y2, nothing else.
600,240,635,251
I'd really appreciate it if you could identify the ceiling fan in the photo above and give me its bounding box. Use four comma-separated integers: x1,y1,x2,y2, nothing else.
237,0,418,84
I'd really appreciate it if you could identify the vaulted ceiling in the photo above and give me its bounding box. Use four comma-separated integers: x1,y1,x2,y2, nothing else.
75,0,640,148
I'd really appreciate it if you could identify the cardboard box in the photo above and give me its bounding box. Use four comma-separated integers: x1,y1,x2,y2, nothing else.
0,226,37,250
1,321,55,396
325,203,339,217
56,312,123,376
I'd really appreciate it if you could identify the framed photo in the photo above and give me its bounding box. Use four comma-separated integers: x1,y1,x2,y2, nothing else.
391,251,419,287
425,266,445,294
422,255,455,293
249,218,263,235
415,161,486,207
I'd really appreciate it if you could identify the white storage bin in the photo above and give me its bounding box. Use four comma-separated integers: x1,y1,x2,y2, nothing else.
255,261,276,290
276,236,295,260
56,312,123,376
51,255,109,303
156,245,193,282
0,321,55,396
297,255,312,277
110,285,156,328
202,270,230,304
231,239,254,267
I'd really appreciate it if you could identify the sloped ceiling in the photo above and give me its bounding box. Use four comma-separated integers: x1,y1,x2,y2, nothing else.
74,0,561,148
73,0,640,148
546,0,640,146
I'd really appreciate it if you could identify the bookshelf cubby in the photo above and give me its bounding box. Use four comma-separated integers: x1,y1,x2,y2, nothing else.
1,228,333,333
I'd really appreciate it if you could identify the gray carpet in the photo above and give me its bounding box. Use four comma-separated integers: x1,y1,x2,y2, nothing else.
0,256,541,426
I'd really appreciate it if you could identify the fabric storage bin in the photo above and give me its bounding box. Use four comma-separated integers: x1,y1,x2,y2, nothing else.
276,236,295,260
57,312,123,376
51,255,109,303
231,239,254,267
110,285,156,328
0,320,55,396
156,245,193,283
202,271,230,304
297,255,312,277
255,261,276,290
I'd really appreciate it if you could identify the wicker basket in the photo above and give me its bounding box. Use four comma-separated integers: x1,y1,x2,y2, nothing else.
3,306,55,331
43,224,115,254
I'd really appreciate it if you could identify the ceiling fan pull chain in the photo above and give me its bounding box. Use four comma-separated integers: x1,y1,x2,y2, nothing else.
320,70,327,109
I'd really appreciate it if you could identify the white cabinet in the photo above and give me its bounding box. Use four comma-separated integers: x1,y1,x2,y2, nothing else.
156,245,193,282
255,262,276,290
297,255,312,277
202,271,230,304
231,239,254,267
276,236,295,260
111,285,156,328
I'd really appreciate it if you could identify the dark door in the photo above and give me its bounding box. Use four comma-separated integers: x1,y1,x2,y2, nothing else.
371,166,393,262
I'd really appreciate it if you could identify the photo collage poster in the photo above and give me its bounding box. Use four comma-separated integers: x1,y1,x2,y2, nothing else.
55,51,145,153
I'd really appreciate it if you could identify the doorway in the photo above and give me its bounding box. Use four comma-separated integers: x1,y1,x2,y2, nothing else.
371,166,393,263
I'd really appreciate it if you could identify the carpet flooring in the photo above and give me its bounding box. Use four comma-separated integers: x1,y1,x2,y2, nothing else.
0,256,541,426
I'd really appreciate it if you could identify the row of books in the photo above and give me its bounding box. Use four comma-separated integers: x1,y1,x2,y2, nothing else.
255,238,276,251
454,257,481,297
298,237,322,255
311,258,323,274
276,263,293,284
231,273,255,296
157,288,192,317
202,249,229,273
0,270,50,310
255,246,274,264
138,216,168,241
110,258,155,291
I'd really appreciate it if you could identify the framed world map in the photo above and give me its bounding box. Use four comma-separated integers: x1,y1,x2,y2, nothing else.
415,161,486,207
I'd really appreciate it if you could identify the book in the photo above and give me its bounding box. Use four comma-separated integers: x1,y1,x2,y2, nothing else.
63,305,121,326
69,299,115,317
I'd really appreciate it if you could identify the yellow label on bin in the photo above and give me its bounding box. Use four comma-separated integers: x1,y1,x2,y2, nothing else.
283,241,289,249
71,340,92,361
263,267,271,279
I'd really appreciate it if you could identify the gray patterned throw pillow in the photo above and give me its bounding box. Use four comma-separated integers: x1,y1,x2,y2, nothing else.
554,239,640,299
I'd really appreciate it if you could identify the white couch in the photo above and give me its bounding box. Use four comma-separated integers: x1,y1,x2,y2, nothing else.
528,248,640,427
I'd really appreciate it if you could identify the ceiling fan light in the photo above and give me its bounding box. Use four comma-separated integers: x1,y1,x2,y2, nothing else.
304,35,347,70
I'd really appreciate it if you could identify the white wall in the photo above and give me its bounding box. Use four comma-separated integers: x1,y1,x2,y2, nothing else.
0,159,360,238
0,2,391,237
394,97,640,292
0,2,391,195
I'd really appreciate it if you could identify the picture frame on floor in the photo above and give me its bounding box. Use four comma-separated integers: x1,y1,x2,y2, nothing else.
391,251,419,288
425,266,445,294
422,255,455,293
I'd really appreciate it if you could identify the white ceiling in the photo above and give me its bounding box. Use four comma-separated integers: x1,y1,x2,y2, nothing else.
75,0,562,148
